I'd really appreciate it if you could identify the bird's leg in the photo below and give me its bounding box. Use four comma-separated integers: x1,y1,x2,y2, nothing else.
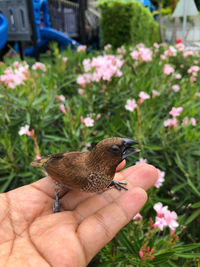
53,192,60,213
109,180,128,191
53,181,62,213
53,181,69,213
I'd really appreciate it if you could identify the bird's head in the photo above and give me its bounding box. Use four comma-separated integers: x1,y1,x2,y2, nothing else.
88,137,139,171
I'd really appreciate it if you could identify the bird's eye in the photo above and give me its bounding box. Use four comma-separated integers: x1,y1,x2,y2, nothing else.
109,145,121,153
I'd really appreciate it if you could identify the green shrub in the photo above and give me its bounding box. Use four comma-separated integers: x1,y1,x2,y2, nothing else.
98,0,160,48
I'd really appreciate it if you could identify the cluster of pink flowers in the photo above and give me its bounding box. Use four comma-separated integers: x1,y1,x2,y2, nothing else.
175,43,185,52
154,168,165,188
171,84,180,92
154,202,179,232
125,91,151,112
183,50,194,58
77,55,123,87
164,45,177,57
182,116,197,126
139,245,154,260
0,61,29,89
187,65,200,83
164,107,183,128
138,91,150,103
152,89,160,97
117,45,126,55
162,64,175,75
32,62,47,72
130,47,153,63
125,99,137,112
80,114,101,127
77,45,87,52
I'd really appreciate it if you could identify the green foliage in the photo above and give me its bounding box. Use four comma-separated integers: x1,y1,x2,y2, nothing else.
0,42,200,265
97,0,160,48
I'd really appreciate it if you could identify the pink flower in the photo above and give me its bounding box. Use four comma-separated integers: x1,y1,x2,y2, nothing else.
83,117,94,127
174,73,182,79
125,99,137,112
139,250,144,259
133,213,143,221
160,54,166,60
60,104,66,114
153,202,168,216
188,65,200,74
57,95,65,102
183,50,193,58
136,158,147,164
81,116,94,127
62,57,68,63
154,168,165,188
19,124,30,136
153,202,179,231
164,210,179,231
153,43,159,49
169,107,183,117
164,46,177,57
152,90,160,97
78,88,84,95
0,62,29,88
176,43,185,51
164,118,178,128
182,116,189,125
171,84,180,92
32,62,47,72
96,114,101,120
154,216,167,231
131,47,152,62
195,92,200,97
162,64,175,75
104,44,112,52
190,118,197,126
77,45,87,52
139,91,150,103
18,124,34,136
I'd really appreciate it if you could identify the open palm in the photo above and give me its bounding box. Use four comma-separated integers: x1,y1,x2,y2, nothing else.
0,163,157,267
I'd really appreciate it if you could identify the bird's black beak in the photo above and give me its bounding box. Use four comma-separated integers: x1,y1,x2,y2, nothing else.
121,138,140,160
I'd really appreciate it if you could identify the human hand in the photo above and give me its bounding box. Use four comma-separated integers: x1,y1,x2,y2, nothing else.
0,163,157,267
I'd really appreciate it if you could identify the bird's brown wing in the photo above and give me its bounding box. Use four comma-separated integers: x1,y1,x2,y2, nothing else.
42,151,90,189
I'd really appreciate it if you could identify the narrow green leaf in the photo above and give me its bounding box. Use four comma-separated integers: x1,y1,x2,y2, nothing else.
185,209,200,225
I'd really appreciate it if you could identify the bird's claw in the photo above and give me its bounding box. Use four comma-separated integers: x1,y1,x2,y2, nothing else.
109,180,128,191
53,193,60,213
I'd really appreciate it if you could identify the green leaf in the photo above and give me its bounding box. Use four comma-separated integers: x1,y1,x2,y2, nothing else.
175,252,200,258
174,243,200,252
185,209,200,225
153,252,175,264
191,202,200,208
187,177,200,197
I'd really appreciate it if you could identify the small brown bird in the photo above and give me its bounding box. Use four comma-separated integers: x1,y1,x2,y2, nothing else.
31,137,139,212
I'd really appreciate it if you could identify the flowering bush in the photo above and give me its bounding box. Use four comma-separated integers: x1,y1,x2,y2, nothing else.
0,42,200,265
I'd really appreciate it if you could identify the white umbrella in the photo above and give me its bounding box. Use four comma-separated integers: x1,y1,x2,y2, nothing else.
172,0,199,43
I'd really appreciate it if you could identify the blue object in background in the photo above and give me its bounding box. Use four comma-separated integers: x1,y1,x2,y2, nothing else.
0,14,8,50
135,0,156,11
25,0,81,57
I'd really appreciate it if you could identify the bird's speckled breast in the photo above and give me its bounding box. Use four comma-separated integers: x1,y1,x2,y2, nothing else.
81,171,113,192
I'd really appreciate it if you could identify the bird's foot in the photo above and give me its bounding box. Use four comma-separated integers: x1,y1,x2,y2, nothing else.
109,180,128,191
53,193,60,213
